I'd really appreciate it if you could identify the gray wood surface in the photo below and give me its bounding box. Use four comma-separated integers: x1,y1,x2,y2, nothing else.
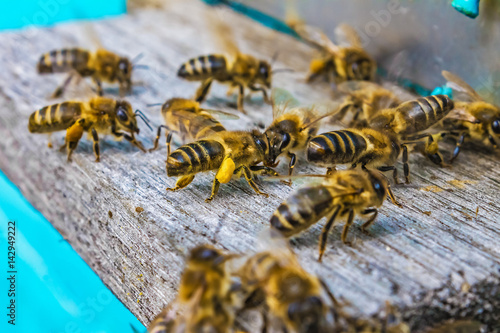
0,0,499,331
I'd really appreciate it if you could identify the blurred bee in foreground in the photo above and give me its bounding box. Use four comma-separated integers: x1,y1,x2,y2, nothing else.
440,70,500,162
148,98,239,155
148,245,238,333
178,7,292,114
28,97,149,162
288,17,376,85
424,320,482,333
263,88,338,185
269,169,397,261
236,233,337,332
331,81,402,128
307,95,454,184
37,48,146,98
166,129,279,202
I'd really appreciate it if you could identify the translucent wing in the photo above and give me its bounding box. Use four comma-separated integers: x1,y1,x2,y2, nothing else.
301,100,344,129
83,22,104,50
442,70,482,102
207,6,240,56
271,88,301,119
334,23,363,48
199,108,240,120
289,21,339,54
445,102,479,123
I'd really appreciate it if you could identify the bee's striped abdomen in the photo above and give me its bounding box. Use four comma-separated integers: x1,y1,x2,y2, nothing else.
307,130,367,166
177,55,227,80
398,95,454,134
28,102,82,133
37,48,91,74
270,186,336,237
167,140,225,177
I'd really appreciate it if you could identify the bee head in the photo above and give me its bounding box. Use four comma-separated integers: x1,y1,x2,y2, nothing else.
114,101,139,134
188,245,231,268
257,60,272,88
117,57,132,93
287,296,325,333
263,120,296,167
345,50,375,81
365,169,388,203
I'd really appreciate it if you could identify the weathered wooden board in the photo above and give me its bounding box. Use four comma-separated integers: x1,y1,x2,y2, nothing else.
0,0,499,331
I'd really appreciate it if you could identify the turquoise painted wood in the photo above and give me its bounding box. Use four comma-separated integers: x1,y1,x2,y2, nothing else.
0,171,145,333
0,0,126,31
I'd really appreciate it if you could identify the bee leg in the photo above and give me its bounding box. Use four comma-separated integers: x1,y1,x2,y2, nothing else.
205,177,221,203
401,144,411,184
261,310,269,333
92,77,103,96
386,184,402,208
280,153,296,186
237,84,247,114
377,165,399,185
238,165,269,198
450,132,467,163
248,84,270,104
195,78,213,103
318,206,341,262
249,165,279,177
64,119,85,162
167,175,195,192
91,128,100,162
340,209,354,246
360,208,378,233
116,131,147,153
51,73,74,99
166,132,173,156
149,125,169,153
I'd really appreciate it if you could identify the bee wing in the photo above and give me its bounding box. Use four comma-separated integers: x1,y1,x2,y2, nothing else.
199,108,240,120
289,21,340,54
271,88,302,119
442,70,482,102
300,100,345,129
445,102,479,123
334,23,363,48
82,22,104,49
207,6,240,57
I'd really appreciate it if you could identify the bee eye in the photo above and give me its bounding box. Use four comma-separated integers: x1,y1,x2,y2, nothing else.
117,108,128,122
372,179,386,198
259,64,268,78
492,120,500,134
281,133,291,149
199,248,218,261
119,59,129,74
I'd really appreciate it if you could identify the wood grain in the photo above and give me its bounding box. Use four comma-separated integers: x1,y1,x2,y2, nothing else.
0,0,498,331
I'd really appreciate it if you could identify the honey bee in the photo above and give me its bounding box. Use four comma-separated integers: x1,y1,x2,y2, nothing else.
177,7,282,114
289,21,376,84
37,48,144,98
148,245,238,333
441,70,500,162
331,81,402,128
269,169,396,261
28,97,149,162
148,98,239,155
263,88,337,184
236,234,336,332
166,129,279,202
307,95,454,183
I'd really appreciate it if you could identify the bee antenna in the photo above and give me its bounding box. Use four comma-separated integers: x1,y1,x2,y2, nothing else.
131,53,145,65
146,103,163,107
272,68,294,75
134,109,153,131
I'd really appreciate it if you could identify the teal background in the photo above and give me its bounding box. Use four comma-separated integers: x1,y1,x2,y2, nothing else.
0,170,145,333
0,0,127,31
